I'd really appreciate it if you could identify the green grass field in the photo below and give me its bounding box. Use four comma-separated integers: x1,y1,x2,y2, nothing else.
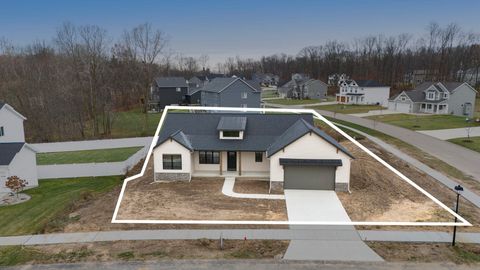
0,176,121,236
266,98,321,105
448,136,480,153
310,104,386,114
366,114,479,130
86,107,161,138
36,147,143,165
261,90,278,99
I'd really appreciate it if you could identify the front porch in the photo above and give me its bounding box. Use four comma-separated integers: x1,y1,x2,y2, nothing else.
418,103,448,114
192,170,269,179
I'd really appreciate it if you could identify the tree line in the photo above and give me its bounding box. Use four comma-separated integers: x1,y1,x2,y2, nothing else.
218,22,480,91
1,22,478,142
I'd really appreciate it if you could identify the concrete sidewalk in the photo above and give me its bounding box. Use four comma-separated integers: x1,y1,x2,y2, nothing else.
222,177,284,200
1,229,479,246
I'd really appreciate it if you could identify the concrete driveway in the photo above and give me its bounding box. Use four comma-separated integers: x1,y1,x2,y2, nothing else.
284,190,351,222
283,190,383,261
418,126,480,140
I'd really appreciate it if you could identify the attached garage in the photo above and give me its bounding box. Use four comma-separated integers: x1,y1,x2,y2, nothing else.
280,159,342,190
388,101,411,113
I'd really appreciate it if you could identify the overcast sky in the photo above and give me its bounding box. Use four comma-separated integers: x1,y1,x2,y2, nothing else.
1,0,479,67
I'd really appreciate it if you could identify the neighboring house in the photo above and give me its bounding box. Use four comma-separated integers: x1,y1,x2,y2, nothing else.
252,73,280,86
388,82,478,117
187,76,203,88
149,77,189,111
336,79,390,106
278,74,328,99
199,77,262,108
0,102,38,193
328,73,349,86
152,112,354,192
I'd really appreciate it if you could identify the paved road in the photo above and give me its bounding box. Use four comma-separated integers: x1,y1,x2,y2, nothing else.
31,137,153,152
2,229,479,246
419,126,480,140
315,109,480,181
2,260,477,270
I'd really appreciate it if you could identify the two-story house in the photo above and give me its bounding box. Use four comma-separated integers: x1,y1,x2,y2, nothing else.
278,74,328,99
149,77,189,111
336,79,390,106
0,102,38,193
199,77,262,108
388,82,478,117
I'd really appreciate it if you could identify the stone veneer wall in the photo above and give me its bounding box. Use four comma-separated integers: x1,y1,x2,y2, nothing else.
335,182,349,192
155,172,190,181
270,182,283,193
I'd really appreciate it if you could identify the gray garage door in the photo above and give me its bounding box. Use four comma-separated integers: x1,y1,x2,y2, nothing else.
284,166,336,190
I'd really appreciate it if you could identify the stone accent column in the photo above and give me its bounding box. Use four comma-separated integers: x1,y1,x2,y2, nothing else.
270,181,283,193
335,182,349,192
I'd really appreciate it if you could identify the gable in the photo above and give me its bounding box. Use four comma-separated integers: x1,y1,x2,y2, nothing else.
221,79,260,94
0,104,27,121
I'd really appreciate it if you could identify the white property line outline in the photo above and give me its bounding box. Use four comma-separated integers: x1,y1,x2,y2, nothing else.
111,106,471,227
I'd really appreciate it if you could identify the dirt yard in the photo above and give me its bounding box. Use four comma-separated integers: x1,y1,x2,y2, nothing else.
115,158,287,221
233,179,283,195
0,240,289,266
367,242,480,264
337,139,480,232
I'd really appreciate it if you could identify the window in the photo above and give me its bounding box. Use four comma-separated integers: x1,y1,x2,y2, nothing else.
401,97,406,101
241,92,248,99
176,87,181,92
255,152,263,162
163,154,182,170
427,92,435,100
223,131,240,137
0,126,4,137
199,151,220,164
443,93,448,99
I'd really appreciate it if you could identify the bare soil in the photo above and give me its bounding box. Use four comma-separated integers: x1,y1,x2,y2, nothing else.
233,179,283,195
0,240,288,265
337,139,480,232
367,242,480,264
115,158,287,221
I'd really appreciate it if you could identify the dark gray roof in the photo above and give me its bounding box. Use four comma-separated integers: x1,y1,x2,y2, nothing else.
155,112,352,158
154,77,187,88
355,80,386,87
403,90,425,102
200,77,260,93
217,117,247,131
0,143,25,165
279,158,343,166
265,118,354,158
415,81,464,93
245,80,262,91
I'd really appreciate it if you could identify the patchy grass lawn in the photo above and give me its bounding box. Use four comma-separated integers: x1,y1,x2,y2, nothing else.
0,240,288,266
265,98,321,105
261,90,278,98
37,147,143,165
448,136,480,153
0,176,122,236
86,107,161,138
366,113,479,130
311,104,386,114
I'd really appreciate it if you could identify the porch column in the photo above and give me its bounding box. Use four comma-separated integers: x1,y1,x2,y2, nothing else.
238,151,242,176
219,151,223,175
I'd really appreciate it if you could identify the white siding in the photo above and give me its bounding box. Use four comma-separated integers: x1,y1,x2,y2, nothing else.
269,133,351,185
240,152,269,173
153,140,191,175
363,87,390,106
0,107,25,143
6,145,38,189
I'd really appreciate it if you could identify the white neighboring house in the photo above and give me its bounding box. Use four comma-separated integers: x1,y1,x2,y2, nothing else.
0,102,38,193
152,112,354,193
388,82,477,117
336,79,390,106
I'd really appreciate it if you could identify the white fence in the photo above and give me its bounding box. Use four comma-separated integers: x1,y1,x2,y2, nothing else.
37,146,148,179
32,137,153,153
